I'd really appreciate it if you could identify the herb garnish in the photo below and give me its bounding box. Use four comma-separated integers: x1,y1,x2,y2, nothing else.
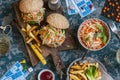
96,24,107,43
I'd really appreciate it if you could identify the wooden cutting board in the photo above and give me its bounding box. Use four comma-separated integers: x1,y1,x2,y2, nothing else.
13,0,77,70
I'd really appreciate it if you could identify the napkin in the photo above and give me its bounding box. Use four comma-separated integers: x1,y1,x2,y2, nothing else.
0,60,33,80
65,0,95,18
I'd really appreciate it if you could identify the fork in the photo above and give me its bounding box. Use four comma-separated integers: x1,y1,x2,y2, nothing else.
108,21,120,41
81,32,98,60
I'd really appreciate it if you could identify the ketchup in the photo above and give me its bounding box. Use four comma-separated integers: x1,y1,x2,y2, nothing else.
40,71,53,80
89,4,93,10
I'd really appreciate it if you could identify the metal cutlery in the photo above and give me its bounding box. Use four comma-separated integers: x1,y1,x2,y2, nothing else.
108,21,120,41
81,32,98,60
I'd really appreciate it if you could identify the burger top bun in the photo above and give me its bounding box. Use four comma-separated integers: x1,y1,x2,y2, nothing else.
19,0,43,13
47,13,69,29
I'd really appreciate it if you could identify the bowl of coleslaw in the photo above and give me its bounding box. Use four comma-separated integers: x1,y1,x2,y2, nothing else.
77,18,110,51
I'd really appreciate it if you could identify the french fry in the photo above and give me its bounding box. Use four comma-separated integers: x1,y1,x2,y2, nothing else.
26,24,31,31
21,27,26,32
26,38,33,43
27,31,40,44
73,62,79,66
95,62,99,68
80,63,83,66
70,70,87,80
35,30,40,36
70,78,73,80
81,61,88,69
25,24,41,46
70,70,84,74
69,68,74,72
77,72,87,80
28,26,37,34
70,65,81,70
69,74,80,80
34,44,42,53
98,70,101,77
77,74,82,79
29,32,40,46
33,30,36,35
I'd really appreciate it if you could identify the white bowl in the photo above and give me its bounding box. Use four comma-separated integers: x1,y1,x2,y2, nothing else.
38,69,55,80
66,57,108,80
77,18,111,51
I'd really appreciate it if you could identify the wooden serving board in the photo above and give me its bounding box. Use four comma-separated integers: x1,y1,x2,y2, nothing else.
13,0,77,70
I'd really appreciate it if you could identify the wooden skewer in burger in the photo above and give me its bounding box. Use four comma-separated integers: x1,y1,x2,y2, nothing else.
19,0,45,23
39,13,69,48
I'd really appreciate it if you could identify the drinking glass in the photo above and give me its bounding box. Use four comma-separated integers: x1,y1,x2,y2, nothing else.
0,25,11,56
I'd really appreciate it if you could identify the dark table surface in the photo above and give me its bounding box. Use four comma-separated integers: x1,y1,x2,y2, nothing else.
0,0,120,80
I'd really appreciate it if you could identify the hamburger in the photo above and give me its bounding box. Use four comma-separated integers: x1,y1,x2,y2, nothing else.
39,13,69,48
19,0,45,23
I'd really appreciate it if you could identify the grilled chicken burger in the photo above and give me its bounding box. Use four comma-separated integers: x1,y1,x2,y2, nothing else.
19,0,45,23
39,13,69,48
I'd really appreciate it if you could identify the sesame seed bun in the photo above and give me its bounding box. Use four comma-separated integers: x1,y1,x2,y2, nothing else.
46,13,69,29
19,0,43,13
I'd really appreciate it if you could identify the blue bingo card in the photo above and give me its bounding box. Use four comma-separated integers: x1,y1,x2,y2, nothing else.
65,0,78,15
0,62,28,80
71,0,95,18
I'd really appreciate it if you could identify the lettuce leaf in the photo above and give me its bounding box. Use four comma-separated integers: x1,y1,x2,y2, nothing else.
85,65,97,80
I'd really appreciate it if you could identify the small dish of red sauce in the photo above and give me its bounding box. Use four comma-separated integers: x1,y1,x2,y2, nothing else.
38,69,55,80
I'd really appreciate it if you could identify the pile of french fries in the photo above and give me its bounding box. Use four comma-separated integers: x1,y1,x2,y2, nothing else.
21,24,41,48
69,61,101,80
21,24,47,65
